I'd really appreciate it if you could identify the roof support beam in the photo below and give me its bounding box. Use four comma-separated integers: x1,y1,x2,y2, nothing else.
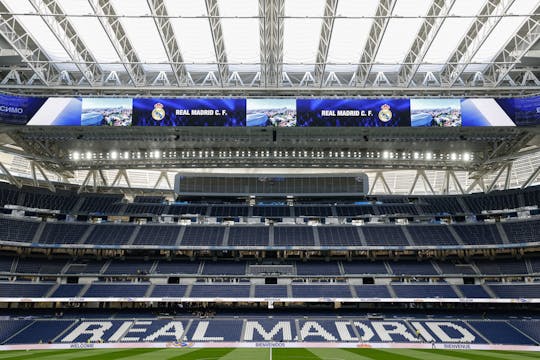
0,2,58,85
354,0,397,87
398,0,455,87
146,0,188,86
87,0,146,86
485,4,540,86
259,0,284,87
205,0,229,86
28,0,102,85
440,0,515,87
521,165,540,189
0,161,21,188
314,0,338,86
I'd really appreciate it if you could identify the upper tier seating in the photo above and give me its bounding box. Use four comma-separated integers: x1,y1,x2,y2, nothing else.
291,284,352,298
133,225,180,246
0,283,52,297
201,261,246,275
452,223,503,245
342,261,388,275
83,283,149,297
417,196,464,215
154,260,200,275
254,285,288,297
124,204,167,215
0,217,40,243
391,284,458,298
406,225,458,246
228,226,269,246
20,186,78,211
463,189,522,213
133,196,164,203
335,205,374,216
38,222,89,244
361,226,409,246
84,224,135,245
104,260,154,275
318,226,363,246
294,206,333,217
274,226,315,246
488,284,540,298
252,206,291,217
296,261,341,276
210,205,249,217
475,259,528,275
501,220,540,244
189,284,250,298
77,193,123,213
388,261,439,275
181,226,225,246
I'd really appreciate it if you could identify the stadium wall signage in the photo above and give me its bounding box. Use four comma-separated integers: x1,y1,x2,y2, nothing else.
0,94,538,127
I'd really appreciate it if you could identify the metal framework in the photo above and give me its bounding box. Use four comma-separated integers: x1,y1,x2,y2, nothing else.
0,0,536,96
87,0,146,86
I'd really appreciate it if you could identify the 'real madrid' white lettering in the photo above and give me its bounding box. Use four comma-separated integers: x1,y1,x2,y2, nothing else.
243,321,292,341
410,321,435,342
300,322,337,341
108,322,133,342
335,322,358,341
191,321,223,341
372,321,419,342
352,322,375,342
144,321,185,341
425,322,476,343
122,321,151,342
61,322,112,342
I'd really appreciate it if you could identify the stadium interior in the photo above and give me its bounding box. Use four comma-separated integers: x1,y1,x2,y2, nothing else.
0,0,539,359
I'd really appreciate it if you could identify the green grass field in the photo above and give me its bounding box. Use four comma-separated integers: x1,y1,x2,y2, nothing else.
0,348,539,360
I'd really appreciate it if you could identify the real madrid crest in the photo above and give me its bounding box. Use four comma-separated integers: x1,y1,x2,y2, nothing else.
378,104,392,122
151,103,166,121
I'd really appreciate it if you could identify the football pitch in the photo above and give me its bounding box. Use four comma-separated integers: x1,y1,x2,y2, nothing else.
0,348,539,360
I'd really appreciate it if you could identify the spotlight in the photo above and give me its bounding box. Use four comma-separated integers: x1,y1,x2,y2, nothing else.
72,151,80,161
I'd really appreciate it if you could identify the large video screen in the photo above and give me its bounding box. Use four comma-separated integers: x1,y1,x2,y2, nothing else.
410,99,462,127
0,94,81,126
81,98,133,126
0,94,538,127
246,99,296,127
296,99,411,127
132,98,245,126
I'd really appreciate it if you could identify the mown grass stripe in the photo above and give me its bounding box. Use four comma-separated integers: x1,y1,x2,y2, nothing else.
416,349,540,360
343,348,426,360
165,347,236,360
308,347,376,360
272,348,322,360
0,349,86,360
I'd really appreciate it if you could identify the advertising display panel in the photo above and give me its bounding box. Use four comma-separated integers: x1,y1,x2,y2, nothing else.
296,98,411,127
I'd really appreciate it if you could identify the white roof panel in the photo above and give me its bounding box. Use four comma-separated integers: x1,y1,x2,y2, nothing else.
110,0,170,72
374,0,433,68
283,19,322,71
285,0,325,17
3,0,75,71
164,0,217,70
326,0,379,69
421,0,487,71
